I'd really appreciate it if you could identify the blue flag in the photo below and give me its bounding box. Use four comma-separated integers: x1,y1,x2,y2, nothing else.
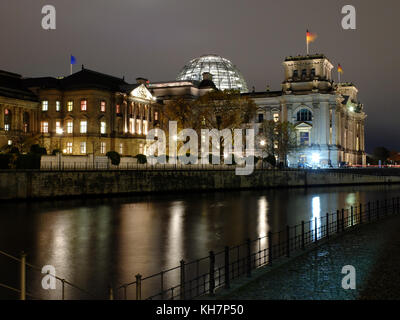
70,55,76,65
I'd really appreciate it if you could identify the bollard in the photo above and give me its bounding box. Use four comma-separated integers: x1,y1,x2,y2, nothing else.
180,260,186,299
224,246,230,289
209,253,215,295
135,274,142,300
20,252,26,300
268,231,273,265
301,221,305,249
246,239,251,277
286,226,290,258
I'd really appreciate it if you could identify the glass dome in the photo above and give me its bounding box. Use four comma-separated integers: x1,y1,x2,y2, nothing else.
177,54,249,93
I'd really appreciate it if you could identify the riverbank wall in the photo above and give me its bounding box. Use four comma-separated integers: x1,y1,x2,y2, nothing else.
1,169,400,200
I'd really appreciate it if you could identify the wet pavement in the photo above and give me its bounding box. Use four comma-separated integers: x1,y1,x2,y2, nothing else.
223,214,400,300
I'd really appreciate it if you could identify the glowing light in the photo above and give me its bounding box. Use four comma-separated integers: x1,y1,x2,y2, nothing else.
173,135,177,141
349,106,354,112
311,152,320,164
260,140,266,146
56,128,63,135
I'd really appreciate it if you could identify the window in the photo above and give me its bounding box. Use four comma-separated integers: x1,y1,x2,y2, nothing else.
296,109,312,122
41,121,49,133
4,124,9,131
301,69,307,78
100,122,106,134
80,121,87,133
293,70,298,78
100,142,106,154
311,68,316,77
81,100,87,111
55,121,62,134
119,143,123,155
116,104,120,114
258,113,264,123
273,113,280,123
80,142,86,154
7,140,12,146
67,120,73,134
299,132,310,146
42,101,48,111
56,101,61,112
66,142,73,154
100,101,106,112
4,109,11,131
154,111,158,121
67,101,73,112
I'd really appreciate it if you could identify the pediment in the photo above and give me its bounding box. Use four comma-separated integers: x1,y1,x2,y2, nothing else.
295,122,312,129
130,84,154,101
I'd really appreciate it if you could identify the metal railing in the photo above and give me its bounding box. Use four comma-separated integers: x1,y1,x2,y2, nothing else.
0,250,96,300
114,196,400,300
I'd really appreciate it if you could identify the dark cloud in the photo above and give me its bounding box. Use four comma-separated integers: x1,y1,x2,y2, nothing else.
1,0,399,152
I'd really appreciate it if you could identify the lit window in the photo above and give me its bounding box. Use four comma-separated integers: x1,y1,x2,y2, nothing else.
81,100,87,111
154,111,158,121
116,105,120,114
41,121,49,133
66,142,73,154
80,142,86,154
119,143,123,154
273,113,280,122
55,121,62,134
4,124,9,131
100,122,106,134
7,140,12,146
67,120,73,134
56,101,61,112
100,142,106,154
80,121,87,133
100,101,106,112
4,109,9,115
299,132,310,146
67,101,73,112
42,101,48,111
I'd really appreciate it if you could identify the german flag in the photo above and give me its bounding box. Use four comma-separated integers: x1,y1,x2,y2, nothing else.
338,64,343,73
306,30,317,43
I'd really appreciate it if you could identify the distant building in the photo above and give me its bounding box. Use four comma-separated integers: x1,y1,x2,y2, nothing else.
1,67,161,156
245,54,366,167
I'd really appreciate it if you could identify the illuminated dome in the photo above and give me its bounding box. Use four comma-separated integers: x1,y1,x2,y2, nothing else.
177,54,249,93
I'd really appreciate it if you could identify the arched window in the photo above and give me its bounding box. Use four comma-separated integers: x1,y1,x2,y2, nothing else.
4,109,11,131
23,112,30,133
296,109,312,122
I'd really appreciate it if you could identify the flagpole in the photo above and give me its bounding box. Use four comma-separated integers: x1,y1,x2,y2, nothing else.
70,63,72,75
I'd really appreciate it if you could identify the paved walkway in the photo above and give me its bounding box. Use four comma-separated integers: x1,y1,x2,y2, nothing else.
223,215,400,300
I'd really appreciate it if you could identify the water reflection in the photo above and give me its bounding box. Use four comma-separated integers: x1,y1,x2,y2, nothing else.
0,184,399,299
312,196,321,239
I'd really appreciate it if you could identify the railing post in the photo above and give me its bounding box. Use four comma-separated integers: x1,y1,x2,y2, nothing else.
246,239,251,277
268,231,273,265
359,204,363,224
326,213,329,239
301,221,305,249
224,246,230,289
108,285,114,300
351,206,354,227
135,274,142,300
341,209,345,231
180,260,186,299
209,252,215,295
368,202,371,222
20,251,26,300
286,226,290,257
160,271,164,300
336,210,340,233
314,217,318,242
377,200,380,220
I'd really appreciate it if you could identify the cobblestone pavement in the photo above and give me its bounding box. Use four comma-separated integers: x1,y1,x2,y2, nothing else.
224,215,400,300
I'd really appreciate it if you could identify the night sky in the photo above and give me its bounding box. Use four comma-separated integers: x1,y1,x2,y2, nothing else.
1,0,399,152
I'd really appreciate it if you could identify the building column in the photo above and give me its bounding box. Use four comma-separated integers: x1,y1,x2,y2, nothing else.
331,105,336,145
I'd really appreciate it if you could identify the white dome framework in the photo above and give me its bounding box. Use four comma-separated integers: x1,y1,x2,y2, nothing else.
177,54,249,93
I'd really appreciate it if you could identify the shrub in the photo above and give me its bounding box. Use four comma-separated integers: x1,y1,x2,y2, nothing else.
135,154,147,164
0,154,12,169
9,147,20,154
15,154,41,169
52,149,61,155
30,144,47,155
265,154,276,167
106,151,121,166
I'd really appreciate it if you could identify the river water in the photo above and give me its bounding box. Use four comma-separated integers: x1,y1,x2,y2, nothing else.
1,184,399,299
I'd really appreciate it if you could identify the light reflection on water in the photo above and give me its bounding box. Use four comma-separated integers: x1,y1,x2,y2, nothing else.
0,184,399,299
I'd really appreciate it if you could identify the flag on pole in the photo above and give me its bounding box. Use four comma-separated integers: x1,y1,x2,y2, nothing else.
306,30,317,54
338,64,343,73
70,55,76,75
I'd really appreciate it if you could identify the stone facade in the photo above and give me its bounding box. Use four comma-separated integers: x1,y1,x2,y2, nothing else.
245,54,366,167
